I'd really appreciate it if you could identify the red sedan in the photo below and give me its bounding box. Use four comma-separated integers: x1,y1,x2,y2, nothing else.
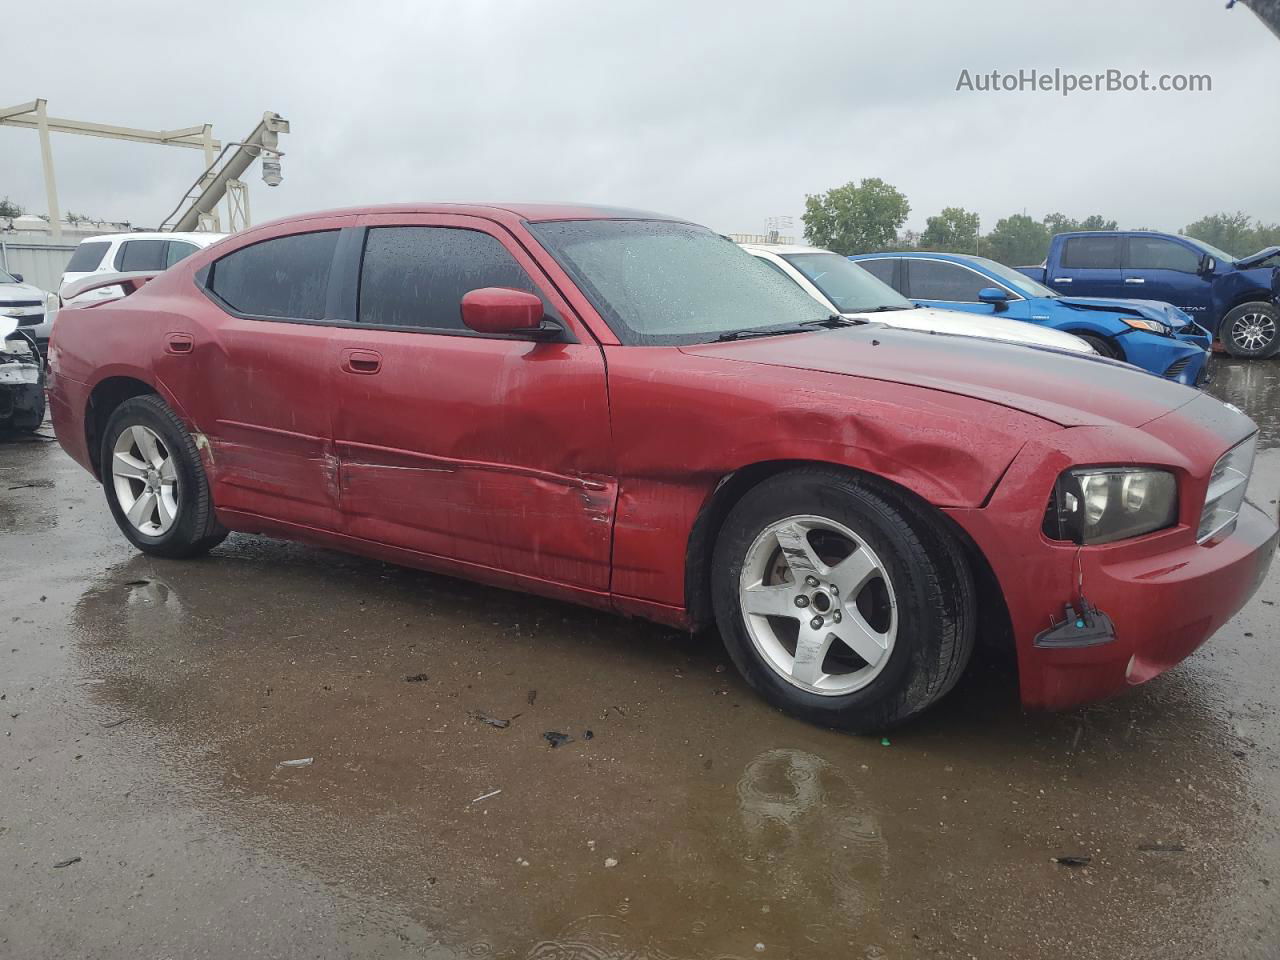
47,204,1278,731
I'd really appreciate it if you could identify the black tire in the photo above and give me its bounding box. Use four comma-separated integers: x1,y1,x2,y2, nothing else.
1075,333,1122,360
1221,302,1280,359
711,467,976,733
100,394,228,558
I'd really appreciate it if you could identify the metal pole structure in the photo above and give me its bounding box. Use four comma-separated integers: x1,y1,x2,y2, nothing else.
169,113,288,233
34,100,62,241
200,124,221,231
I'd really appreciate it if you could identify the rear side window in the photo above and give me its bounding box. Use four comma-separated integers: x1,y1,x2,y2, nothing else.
208,231,338,320
65,241,110,273
907,260,989,302
358,227,538,330
1060,235,1122,269
115,239,169,272
1126,237,1199,273
857,258,899,289
165,241,199,268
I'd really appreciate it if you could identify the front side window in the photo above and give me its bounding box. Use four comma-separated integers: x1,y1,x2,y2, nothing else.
115,239,168,272
357,227,538,330
65,240,110,273
208,230,338,320
907,260,990,302
165,241,200,268
1126,237,1200,273
782,253,912,313
1061,235,1123,269
530,220,826,345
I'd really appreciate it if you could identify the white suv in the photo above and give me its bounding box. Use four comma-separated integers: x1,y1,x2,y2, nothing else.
60,232,227,303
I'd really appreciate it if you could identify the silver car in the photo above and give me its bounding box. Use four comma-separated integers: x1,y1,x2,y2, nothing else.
0,266,56,352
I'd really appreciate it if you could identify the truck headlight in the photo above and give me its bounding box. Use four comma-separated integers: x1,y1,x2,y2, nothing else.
1198,437,1256,543
1043,467,1178,544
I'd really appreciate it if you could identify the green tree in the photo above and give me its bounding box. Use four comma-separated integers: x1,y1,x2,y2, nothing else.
1181,211,1278,258
919,206,980,252
1042,212,1117,235
0,197,23,219
982,214,1050,266
802,178,910,255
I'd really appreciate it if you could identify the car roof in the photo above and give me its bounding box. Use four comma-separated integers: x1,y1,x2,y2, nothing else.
248,202,690,232
853,251,982,262
740,243,831,255
75,231,227,245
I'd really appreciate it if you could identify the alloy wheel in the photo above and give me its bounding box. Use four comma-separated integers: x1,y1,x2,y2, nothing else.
1230,311,1277,353
738,515,897,696
111,424,180,536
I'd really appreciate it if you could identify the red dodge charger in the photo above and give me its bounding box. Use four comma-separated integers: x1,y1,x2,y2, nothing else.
47,204,1278,731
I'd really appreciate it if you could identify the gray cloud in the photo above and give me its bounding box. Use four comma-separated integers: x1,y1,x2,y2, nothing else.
2,0,1277,238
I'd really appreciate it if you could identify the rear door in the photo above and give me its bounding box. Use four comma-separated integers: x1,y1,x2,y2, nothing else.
1049,234,1127,297
168,220,351,532
328,213,615,591
1123,235,1213,317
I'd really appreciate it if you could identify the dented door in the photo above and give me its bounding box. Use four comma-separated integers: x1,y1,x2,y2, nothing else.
330,215,615,591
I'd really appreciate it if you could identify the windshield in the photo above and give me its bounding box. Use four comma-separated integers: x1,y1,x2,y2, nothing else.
781,252,912,313
529,220,831,345
962,256,1060,298
1181,235,1236,263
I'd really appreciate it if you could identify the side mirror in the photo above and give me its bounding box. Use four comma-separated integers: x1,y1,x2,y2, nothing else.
1199,254,1215,276
10,273,22,283
977,287,1009,309
461,287,549,337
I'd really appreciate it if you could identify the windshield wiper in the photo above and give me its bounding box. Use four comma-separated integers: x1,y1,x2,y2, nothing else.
714,315,858,342
852,305,912,313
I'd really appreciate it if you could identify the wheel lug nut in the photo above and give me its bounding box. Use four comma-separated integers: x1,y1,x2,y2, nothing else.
805,575,819,587
833,611,842,623
809,616,824,630
794,595,809,608
829,584,839,595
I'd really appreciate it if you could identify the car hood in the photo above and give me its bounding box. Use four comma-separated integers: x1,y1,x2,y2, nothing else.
1055,296,1191,329
679,325,1199,428
0,281,47,305
842,306,1092,353
1235,245,1280,269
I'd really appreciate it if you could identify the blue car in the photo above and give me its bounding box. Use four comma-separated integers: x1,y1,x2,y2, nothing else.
850,252,1212,387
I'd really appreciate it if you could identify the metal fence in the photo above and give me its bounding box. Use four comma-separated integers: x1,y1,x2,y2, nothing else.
0,239,77,293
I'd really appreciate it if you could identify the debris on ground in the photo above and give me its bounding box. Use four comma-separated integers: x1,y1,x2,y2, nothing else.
543,731,573,748
604,857,618,868
52,856,81,869
122,579,151,587
472,789,502,803
1052,856,1092,867
527,689,537,705
469,710,515,729
583,729,594,740
277,757,314,768
404,673,429,683
880,737,891,747
99,717,130,729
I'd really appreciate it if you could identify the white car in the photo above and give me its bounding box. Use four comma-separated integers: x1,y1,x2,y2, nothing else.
741,244,1096,355
60,231,227,303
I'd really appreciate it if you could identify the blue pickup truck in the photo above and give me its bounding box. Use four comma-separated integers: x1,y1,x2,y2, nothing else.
1017,231,1280,359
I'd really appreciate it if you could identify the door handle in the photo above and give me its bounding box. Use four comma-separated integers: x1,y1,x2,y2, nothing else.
1053,277,1072,283
1125,278,1146,284
165,332,194,354
341,348,382,375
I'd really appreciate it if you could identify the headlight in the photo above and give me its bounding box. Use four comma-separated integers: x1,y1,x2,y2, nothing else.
1043,467,1178,544
1122,317,1170,336
1198,436,1256,543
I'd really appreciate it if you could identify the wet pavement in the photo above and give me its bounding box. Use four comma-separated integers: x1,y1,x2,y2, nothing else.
2,359,1278,959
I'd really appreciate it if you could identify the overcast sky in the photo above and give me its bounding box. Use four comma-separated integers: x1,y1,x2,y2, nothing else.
2,0,1277,239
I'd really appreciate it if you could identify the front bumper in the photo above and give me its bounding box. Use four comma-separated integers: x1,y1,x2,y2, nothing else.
1121,328,1210,387
946,419,1278,711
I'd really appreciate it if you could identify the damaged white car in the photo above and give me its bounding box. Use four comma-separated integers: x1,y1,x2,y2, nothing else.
0,318,45,433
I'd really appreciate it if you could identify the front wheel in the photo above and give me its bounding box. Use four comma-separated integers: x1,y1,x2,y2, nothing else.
1075,333,1122,360
100,395,228,558
711,468,976,733
1221,302,1280,359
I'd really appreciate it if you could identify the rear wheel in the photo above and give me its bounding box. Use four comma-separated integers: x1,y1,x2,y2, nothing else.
1221,302,1280,359
100,395,227,558
711,468,976,732
1075,333,1122,360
